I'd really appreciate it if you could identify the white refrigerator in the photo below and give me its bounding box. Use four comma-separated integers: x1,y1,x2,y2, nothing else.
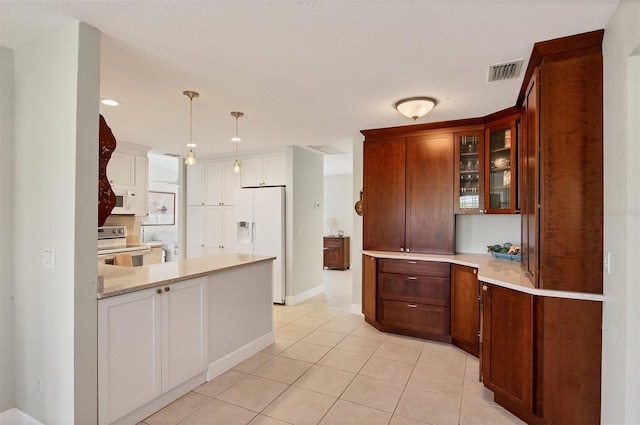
234,187,286,304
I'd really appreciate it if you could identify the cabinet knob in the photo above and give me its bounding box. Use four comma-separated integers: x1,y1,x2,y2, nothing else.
482,285,488,291
156,289,162,295
473,269,477,275
407,276,418,280
164,287,170,292
407,304,418,308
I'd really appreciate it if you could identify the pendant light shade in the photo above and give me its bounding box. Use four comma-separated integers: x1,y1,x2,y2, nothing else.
231,111,244,173
394,96,437,120
183,90,199,165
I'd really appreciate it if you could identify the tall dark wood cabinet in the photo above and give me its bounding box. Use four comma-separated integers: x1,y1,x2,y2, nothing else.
518,30,604,294
362,129,455,254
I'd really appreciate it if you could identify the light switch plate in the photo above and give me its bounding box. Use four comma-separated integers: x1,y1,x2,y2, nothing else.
43,248,55,269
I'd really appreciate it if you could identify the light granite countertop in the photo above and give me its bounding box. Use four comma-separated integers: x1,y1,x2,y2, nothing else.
363,251,605,302
98,253,275,299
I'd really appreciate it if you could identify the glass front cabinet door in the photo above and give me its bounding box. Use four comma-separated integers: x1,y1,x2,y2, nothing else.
484,118,518,213
454,129,485,214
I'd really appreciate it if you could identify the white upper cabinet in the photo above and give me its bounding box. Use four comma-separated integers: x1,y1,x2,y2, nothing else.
241,155,286,187
188,160,242,206
107,152,136,188
107,142,151,216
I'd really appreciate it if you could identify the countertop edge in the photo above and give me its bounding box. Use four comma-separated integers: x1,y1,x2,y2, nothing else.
98,255,276,300
363,250,605,302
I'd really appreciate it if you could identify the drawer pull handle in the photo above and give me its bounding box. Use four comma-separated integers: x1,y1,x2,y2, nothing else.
407,276,418,280
407,261,417,264
407,304,418,308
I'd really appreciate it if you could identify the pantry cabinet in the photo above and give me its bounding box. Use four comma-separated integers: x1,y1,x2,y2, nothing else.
187,160,242,206
98,277,209,425
186,205,236,258
362,132,455,254
450,264,480,357
518,30,603,294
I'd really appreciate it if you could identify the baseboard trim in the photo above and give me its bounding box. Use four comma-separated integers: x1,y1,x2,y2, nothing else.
207,331,275,381
0,408,44,425
285,284,324,306
351,304,363,316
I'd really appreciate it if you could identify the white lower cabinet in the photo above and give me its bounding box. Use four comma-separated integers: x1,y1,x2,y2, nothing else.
98,278,209,425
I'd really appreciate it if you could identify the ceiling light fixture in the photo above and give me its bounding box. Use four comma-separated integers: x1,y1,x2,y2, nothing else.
183,90,199,166
394,96,438,120
230,111,244,173
100,98,120,106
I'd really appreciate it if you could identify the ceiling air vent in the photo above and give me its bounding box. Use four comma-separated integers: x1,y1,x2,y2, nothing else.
488,60,523,82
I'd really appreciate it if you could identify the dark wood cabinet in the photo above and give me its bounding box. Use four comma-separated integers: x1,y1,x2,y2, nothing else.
362,254,377,324
484,115,518,214
481,282,602,425
454,129,485,214
450,264,480,357
481,284,534,422
377,259,450,342
362,131,454,254
518,30,604,294
323,236,350,270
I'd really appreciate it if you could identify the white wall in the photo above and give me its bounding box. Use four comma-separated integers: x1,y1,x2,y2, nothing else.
323,174,353,238
286,146,324,302
0,46,15,413
455,214,520,253
13,22,100,424
602,1,640,423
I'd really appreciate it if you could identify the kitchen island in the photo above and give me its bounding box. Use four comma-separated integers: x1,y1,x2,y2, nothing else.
98,254,275,425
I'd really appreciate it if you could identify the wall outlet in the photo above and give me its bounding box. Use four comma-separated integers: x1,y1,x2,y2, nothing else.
36,376,43,396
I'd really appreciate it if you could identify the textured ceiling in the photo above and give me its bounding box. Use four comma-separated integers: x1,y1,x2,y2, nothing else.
1,1,620,174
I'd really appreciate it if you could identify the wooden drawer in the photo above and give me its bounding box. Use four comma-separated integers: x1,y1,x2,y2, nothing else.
379,273,449,306
379,299,449,338
379,259,450,277
324,237,345,249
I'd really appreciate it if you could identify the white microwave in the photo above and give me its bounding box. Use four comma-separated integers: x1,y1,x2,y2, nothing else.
111,189,138,215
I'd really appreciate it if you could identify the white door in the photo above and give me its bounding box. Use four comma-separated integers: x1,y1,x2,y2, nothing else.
186,206,205,258
161,278,209,391
254,187,285,303
98,289,162,425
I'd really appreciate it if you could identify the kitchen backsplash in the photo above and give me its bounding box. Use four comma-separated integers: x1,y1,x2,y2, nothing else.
455,214,521,253
103,215,140,244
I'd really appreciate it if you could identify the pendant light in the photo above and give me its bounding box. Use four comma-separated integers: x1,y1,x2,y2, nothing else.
230,111,244,173
183,90,199,166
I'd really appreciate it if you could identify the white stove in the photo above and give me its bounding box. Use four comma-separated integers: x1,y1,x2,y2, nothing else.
98,226,150,265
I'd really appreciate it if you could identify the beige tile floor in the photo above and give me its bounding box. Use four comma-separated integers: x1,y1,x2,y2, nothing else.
140,270,525,425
